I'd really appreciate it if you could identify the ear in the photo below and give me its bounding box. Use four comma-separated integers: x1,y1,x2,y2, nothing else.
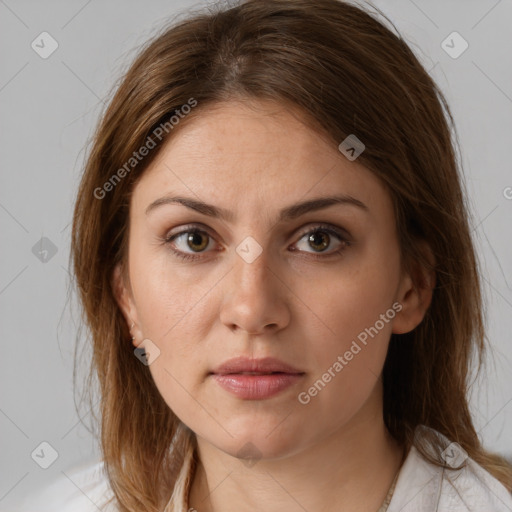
111,263,143,346
392,240,436,335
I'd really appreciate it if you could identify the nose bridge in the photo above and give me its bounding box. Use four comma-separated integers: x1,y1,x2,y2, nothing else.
233,237,273,292
220,236,288,333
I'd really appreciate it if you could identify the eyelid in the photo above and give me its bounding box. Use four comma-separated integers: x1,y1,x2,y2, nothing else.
294,223,351,242
163,222,216,243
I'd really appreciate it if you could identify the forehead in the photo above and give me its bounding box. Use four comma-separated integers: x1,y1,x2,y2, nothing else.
154,100,335,177
132,100,391,223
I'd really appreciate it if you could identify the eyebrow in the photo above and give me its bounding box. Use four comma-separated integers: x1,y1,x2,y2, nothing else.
145,193,369,222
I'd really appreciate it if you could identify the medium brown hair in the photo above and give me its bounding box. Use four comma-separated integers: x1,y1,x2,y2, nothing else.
70,0,512,509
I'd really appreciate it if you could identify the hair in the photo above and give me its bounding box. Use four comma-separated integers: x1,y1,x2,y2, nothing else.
70,0,512,510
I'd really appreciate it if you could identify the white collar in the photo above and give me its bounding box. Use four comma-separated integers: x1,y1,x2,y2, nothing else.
388,429,512,511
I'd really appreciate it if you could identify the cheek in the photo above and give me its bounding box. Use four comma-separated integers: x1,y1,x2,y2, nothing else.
128,254,212,406
147,363,210,432
302,255,399,345
295,288,394,431
295,247,399,398
131,248,212,337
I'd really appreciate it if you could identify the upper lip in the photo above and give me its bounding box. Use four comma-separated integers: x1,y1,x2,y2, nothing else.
211,356,304,375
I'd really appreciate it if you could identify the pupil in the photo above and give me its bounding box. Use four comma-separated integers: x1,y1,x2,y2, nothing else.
310,231,329,251
188,232,207,251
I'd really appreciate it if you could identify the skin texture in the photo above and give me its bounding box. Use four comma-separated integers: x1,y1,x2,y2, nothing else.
112,99,435,512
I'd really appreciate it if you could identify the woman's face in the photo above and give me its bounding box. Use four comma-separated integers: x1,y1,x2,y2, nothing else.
113,99,429,460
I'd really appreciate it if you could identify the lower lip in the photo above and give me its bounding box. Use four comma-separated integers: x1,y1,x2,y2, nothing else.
211,373,304,400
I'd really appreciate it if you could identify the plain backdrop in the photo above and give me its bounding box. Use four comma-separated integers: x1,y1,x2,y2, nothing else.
1,0,511,509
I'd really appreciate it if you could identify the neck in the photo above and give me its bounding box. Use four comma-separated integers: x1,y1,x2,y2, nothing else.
188,399,404,512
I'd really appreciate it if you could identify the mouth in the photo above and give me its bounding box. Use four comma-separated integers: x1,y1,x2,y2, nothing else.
211,356,304,376
209,357,305,400
218,371,298,375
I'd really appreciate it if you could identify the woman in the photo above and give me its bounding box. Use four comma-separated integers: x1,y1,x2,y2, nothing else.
22,0,512,510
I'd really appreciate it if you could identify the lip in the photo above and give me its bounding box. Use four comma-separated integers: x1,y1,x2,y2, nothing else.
211,356,303,375
210,357,305,400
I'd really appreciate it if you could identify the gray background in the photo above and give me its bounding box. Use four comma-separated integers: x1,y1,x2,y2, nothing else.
1,0,511,509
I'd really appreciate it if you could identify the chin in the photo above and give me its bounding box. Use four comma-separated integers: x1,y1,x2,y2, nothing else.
222,437,298,464
213,418,309,462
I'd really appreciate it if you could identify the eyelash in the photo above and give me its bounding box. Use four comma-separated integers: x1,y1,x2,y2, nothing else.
162,224,351,262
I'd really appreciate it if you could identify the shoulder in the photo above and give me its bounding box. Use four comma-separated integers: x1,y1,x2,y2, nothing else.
389,428,512,512
16,457,117,512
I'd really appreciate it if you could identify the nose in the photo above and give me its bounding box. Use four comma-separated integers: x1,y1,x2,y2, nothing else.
219,245,291,335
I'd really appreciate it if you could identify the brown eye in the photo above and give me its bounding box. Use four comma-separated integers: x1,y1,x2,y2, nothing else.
185,231,209,252
307,231,331,252
294,226,348,256
165,228,215,261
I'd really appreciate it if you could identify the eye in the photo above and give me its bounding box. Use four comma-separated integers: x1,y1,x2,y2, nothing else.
163,223,351,262
164,227,215,261
292,224,350,259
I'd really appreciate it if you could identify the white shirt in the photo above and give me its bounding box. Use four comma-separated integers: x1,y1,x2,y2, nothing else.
15,431,512,511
